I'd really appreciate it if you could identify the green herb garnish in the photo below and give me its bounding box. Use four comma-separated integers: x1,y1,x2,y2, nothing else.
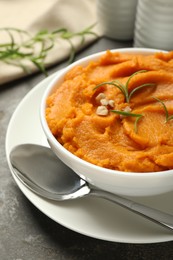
94,70,156,103
153,97,173,122
111,109,143,133
0,24,97,76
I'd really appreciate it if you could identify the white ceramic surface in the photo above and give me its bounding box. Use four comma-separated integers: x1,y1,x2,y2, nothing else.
5,72,173,243
134,0,173,49
40,48,173,197
96,0,138,40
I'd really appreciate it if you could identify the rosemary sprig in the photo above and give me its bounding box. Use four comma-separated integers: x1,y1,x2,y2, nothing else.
111,109,143,133
0,24,97,76
94,70,156,103
60,24,98,64
153,97,173,122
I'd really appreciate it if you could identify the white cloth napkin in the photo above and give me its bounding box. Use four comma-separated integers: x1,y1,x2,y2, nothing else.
0,0,101,85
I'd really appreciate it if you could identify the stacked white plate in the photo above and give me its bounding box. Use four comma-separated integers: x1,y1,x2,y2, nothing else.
96,0,138,40
134,0,173,50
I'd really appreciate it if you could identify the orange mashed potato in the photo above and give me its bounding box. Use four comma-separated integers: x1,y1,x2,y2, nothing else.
46,50,173,172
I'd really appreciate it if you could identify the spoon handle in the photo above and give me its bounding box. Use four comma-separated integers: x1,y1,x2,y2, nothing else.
91,189,173,231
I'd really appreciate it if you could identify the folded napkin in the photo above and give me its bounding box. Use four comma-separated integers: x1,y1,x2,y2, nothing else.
0,0,101,85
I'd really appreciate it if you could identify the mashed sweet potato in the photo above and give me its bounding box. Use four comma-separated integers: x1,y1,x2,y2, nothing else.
46,50,173,172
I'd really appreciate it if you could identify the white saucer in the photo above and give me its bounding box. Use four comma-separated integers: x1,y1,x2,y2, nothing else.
5,72,173,244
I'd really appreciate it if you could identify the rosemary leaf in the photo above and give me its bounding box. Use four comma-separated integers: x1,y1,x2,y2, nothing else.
94,81,127,97
128,83,156,101
111,110,142,117
52,28,67,35
31,58,48,76
134,115,143,133
125,70,147,89
168,115,173,121
66,39,76,64
111,109,143,133
153,97,173,122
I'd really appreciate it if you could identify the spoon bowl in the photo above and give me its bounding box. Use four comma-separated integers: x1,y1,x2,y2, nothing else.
10,144,90,200
10,144,173,232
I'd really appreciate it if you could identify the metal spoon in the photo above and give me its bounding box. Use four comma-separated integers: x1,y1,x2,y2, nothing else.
10,144,173,232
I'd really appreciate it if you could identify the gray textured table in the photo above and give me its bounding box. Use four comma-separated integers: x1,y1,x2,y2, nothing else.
1,37,173,260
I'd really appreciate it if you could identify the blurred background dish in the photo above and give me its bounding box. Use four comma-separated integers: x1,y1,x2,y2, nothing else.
134,0,173,50
96,0,138,40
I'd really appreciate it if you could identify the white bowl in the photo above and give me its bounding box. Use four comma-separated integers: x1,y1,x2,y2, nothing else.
40,48,173,197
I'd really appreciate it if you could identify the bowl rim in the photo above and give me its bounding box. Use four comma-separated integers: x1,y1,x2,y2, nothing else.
40,47,173,179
